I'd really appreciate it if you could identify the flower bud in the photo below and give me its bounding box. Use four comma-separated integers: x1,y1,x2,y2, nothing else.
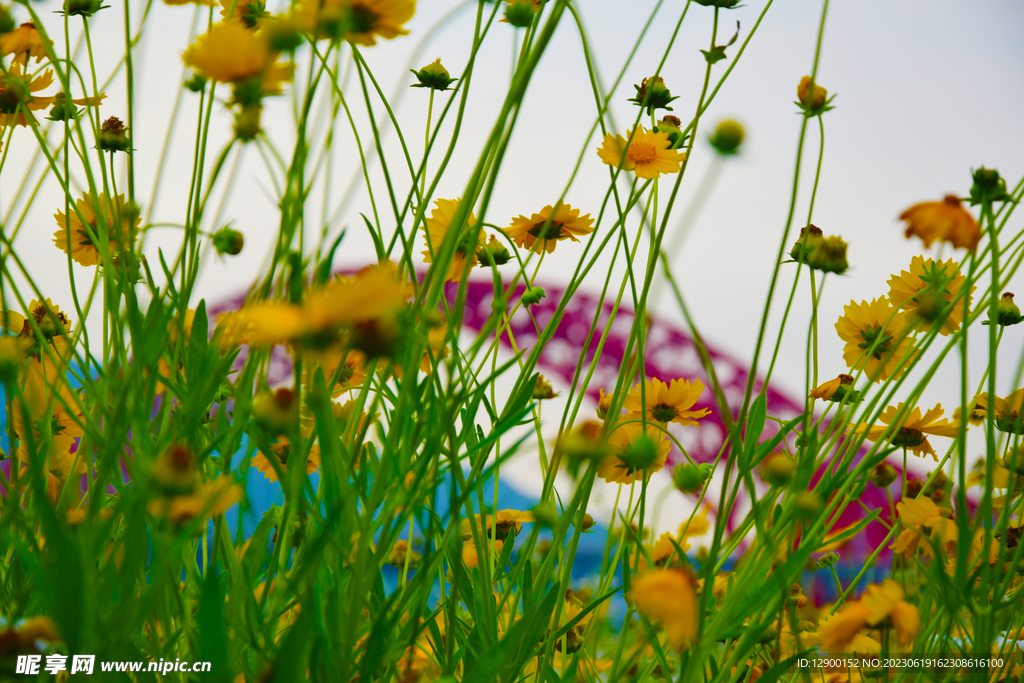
805,235,849,274
252,388,298,433
673,463,712,494
1002,446,1024,475
213,226,245,256
64,0,105,17
150,443,199,494
794,490,821,519
969,166,1014,205
479,235,511,266
797,75,828,112
760,453,796,486
531,374,558,400
789,225,824,263
521,286,546,307
816,551,840,569
385,540,421,569
530,502,558,529
992,292,1024,326
97,116,130,152
904,479,923,499
410,58,457,91
596,388,612,420
47,92,80,122
708,119,744,155
622,436,659,472
579,513,596,531
503,0,537,28
657,115,686,149
629,76,679,115
924,470,949,503
869,462,898,488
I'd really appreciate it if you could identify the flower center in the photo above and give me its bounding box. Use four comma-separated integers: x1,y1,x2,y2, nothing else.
528,221,564,241
650,403,678,422
891,427,924,448
857,325,893,360
349,5,378,34
627,141,657,165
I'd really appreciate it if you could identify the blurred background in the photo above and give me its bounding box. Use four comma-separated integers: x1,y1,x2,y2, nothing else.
3,0,1023,552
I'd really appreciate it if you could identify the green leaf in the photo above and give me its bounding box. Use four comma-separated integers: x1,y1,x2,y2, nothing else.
197,570,232,682
701,45,729,64
314,231,346,285
362,213,386,262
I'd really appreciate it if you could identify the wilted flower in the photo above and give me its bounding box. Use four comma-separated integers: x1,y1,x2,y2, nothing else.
899,195,980,251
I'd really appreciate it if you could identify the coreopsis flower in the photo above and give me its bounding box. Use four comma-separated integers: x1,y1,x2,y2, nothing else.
0,336,30,384
809,373,857,403
501,0,540,27
0,22,52,63
628,568,698,649
899,195,980,251
887,255,974,336
597,127,685,180
147,475,243,525
598,421,671,485
53,192,139,266
460,510,535,541
532,374,558,399
218,264,410,347
421,197,482,282
596,388,613,419
10,382,84,476
955,390,1024,434
848,403,960,460
217,0,265,24
891,496,957,558
182,21,294,97
502,203,594,254
817,580,918,651
251,436,322,483
623,377,710,426
2,298,73,365
0,62,58,126
294,0,415,45
834,297,917,383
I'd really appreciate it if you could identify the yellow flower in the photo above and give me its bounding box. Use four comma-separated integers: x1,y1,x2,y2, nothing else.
421,197,481,283
251,436,322,483
848,403,960,460
338,0,416,46
10,382,84,476
460,509,535,541
294,0,415,45
834,297,917,383
623,377,710,426
502,203,594,254
628,568,698,649
891,496,957,558
887,255,974,336
2,298,74,365
817,580,918,652
0,62,53,126
899,195,980,251
53,192,139,267
598,421,671,485
0,22,52,63
182,21,294,93
147,475,243,525
597,127,685,180
955,390,1024,435
218,263,410,347
809,373,853,401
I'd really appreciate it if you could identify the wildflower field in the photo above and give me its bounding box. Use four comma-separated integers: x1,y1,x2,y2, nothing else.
1,0,1024,681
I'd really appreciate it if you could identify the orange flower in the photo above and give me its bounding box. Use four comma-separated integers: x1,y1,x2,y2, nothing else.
900,195,980,251
848,403,960,460
628,568,698,649
623,377,710,426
